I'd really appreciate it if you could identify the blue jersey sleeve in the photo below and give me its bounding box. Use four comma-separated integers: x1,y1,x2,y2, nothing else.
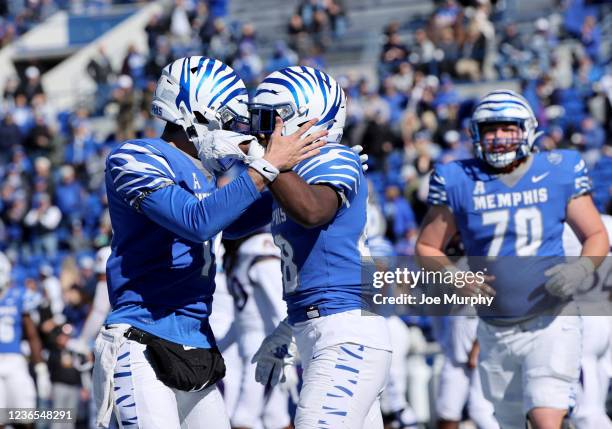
427,165,450,207
107,142,176,211
139,170,261,243
223,192,273,240
294,144,361,208
570,153,592,199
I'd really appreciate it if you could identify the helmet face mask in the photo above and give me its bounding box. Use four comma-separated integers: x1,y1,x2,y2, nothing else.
248,102,296,135
471,90,538,170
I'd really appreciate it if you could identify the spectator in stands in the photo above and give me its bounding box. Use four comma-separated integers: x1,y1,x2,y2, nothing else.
208,18,235,63
112,75,136,141
55,165,84,226
24,192,62,260
409,29,436,74
24,113,54,158
87,46,115,115
11,93,34,133
435,27,460,77
232,44,263,87
580,15,601,63
0,114,22,162
456,23,486,81
169,0,192,46
17,66,44,103
496,23,530,79
380,31,409,78
383,184,417,255
325,0,347,37
288,13,308,53
266,41,298,74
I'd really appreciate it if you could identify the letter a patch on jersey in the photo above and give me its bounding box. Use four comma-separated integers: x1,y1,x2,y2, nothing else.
192,173,201,190
473,181,485,195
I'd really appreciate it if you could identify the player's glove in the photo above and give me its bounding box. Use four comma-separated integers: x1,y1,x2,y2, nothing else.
252,319,298,387
34,362,52,401
180,106,279,181
351,145,369,172
544,257,595,298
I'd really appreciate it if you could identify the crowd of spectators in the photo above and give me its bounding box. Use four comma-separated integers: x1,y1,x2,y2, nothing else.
0,0,609,425
346,0,611,255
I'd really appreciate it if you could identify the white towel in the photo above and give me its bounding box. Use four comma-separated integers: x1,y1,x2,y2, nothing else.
93,324,129,428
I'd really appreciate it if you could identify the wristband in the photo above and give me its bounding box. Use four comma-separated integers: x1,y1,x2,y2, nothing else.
249,158,279,182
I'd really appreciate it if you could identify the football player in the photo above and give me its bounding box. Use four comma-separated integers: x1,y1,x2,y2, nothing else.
0,251,51,428
229,66,393,428
93,57,327,429
224,230,294,429
563,214,612,429
416,90,609,429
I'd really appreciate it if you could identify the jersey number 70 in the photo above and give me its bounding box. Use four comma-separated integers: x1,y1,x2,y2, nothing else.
482,207,543,256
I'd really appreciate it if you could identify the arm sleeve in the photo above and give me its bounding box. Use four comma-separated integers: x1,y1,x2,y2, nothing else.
79,281,111,345
107,142,177,210
223,192,274,240
427,166,450,207
139,170,261,243
570,154,593,199
294,144,361,208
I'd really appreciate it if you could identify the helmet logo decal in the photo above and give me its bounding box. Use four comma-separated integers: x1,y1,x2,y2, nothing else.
313,68,329,111
176,57,192,113
262,77,300,106
207,74,241,108
279,69,309,104
317,83,341,126
195,59,216,102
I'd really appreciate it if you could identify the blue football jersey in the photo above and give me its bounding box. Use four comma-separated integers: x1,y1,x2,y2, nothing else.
270,143,369,323
428,150,592,319
105,138,219,348
0,287,37,353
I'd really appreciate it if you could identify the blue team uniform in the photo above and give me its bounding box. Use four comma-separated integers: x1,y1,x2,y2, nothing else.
105,138,261,348
0,288,37,353
428,150,592,319
269,143,369,323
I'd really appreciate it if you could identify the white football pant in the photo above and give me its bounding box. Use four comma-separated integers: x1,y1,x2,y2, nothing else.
292,310,392,429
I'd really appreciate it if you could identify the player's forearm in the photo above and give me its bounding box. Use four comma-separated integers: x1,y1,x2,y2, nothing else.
415,242,455,271
268,172,337,228
141,169,262,242
224,192,274,240
580,228,609,269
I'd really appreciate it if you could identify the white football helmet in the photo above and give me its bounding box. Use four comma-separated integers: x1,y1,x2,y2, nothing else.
471,89,539,169
249,66,346,143
152,56,250,135
0,251,11,293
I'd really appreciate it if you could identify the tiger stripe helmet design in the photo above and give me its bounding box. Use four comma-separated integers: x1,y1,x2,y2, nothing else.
249,66,346,143
471,89,539,169
151,56,249,134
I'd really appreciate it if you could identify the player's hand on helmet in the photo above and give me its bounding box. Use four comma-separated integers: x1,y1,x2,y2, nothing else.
252,319,298,388
351,145,369,172
179,106,256,173
263,117,327,172
34,362,52,401
544,257,595,298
